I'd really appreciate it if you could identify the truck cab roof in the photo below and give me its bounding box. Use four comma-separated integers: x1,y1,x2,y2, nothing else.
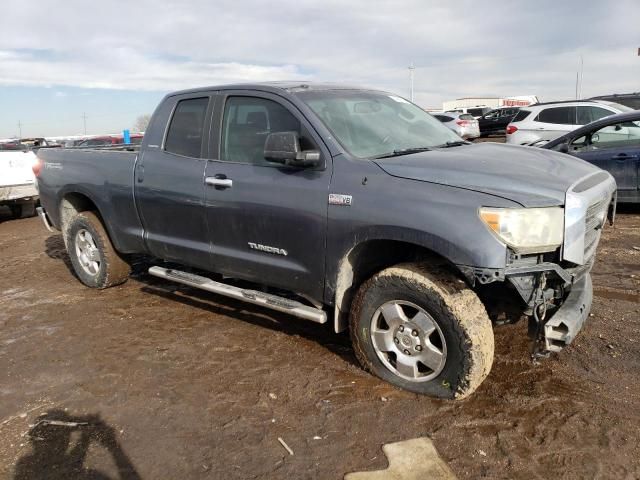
167,82,381,97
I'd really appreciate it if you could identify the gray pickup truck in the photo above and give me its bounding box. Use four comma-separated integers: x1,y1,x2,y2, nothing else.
36,83,616,399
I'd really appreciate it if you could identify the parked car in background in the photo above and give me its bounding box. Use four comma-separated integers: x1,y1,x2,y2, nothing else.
445,106,491,119
433,112,480,139
75,134,143,148
64,139,86,148
505,100,632,145
75,136,120,147
542,110,640,203
590,93,640,110
0,141,28,151
20,137,60,152
478,107,520,137
0,144,39,218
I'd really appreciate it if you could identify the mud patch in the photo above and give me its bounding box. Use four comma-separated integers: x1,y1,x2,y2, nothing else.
1,211,639,479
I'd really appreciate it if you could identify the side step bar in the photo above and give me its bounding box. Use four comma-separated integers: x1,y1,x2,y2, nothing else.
148,266,327,324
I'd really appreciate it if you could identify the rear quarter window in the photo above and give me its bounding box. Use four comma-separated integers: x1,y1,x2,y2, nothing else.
535,106,576,125
511,110,531,122
434,115,453,122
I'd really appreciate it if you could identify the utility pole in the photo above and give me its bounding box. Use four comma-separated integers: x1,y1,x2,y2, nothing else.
578,54,584,99
17,120,22,138
82,112,88,135
576,54,584,100
575,55,584,100
408,63,415,102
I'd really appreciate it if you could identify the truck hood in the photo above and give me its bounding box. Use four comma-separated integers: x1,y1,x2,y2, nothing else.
373,143,600,207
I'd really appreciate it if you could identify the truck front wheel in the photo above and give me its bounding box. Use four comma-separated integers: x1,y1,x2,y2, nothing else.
66,211,130,289
349,263,494,399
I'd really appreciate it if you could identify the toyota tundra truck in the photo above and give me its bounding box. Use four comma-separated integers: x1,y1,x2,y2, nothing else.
35,83,616,399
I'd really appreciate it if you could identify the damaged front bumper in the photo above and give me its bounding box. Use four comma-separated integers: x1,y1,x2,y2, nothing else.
462,260,595,357
504,262,594,356
543,273,592,353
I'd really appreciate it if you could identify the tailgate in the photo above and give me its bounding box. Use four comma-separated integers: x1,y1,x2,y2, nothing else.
0,151,36,187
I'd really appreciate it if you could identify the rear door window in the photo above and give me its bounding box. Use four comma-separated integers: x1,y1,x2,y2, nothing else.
434,115,453,122
511,110,531,122
536,107,576,125
164,97,209,158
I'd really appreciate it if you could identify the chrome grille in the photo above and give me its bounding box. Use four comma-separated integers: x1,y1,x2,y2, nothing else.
563,171,616,266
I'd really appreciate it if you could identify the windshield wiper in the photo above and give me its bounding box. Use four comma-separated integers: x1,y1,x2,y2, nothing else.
374,146,431,159
433,141,469,148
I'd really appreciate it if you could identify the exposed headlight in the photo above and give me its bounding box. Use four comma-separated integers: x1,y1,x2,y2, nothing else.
479,207,564,254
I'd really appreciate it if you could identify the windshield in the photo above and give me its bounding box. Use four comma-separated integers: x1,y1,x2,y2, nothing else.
297,90,461,158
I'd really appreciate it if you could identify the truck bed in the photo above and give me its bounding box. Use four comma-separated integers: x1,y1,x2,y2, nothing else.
37,147,145,253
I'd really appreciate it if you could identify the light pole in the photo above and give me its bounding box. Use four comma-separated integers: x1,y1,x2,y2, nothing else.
575,55,584,100
408,63,415,102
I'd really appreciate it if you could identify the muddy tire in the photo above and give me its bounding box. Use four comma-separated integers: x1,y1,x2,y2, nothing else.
66,211,130,289
349,262,494,399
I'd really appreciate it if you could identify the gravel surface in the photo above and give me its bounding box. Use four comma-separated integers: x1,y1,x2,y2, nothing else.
1,205,638,479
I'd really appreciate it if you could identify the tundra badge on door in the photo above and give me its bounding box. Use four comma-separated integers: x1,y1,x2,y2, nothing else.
248,243,288,256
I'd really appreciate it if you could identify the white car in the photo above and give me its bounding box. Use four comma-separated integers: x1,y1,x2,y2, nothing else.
505,100,633,145
433,112,480,140
0,145,39,218
444,106,492,119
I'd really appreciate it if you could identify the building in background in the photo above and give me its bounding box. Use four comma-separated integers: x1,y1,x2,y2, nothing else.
442,95,539,112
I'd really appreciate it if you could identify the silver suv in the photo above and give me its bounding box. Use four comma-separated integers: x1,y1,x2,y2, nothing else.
505,100,632,145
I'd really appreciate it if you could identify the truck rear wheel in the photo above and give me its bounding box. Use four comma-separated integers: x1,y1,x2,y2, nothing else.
66,211,130,289
349,263,494,399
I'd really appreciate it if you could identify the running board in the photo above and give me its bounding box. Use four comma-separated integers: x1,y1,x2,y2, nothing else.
148,266,327,324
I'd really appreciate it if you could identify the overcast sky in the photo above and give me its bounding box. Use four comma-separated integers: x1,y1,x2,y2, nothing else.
1,0,638,137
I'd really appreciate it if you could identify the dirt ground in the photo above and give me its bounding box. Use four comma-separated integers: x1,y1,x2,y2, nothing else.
0,204,638,479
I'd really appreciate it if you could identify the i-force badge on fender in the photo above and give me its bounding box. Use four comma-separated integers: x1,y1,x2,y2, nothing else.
328,194,353,206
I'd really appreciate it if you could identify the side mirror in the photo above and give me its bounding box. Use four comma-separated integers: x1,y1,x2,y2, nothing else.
557,142,569,154
264,131,320,167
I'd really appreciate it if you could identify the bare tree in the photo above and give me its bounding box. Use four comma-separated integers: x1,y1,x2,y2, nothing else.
133,114,151,133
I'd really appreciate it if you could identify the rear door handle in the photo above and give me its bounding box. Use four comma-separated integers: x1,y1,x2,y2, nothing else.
611,153,637,161
205,176,233,188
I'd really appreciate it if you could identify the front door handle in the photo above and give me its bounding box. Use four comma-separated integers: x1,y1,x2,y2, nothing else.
205,175,233,188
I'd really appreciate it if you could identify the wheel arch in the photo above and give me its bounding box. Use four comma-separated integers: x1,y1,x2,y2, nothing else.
58,189,121,251
330,238,466,333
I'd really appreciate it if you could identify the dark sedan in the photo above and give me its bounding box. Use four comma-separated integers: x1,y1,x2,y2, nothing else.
542,110,640,203
477,107,519,137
